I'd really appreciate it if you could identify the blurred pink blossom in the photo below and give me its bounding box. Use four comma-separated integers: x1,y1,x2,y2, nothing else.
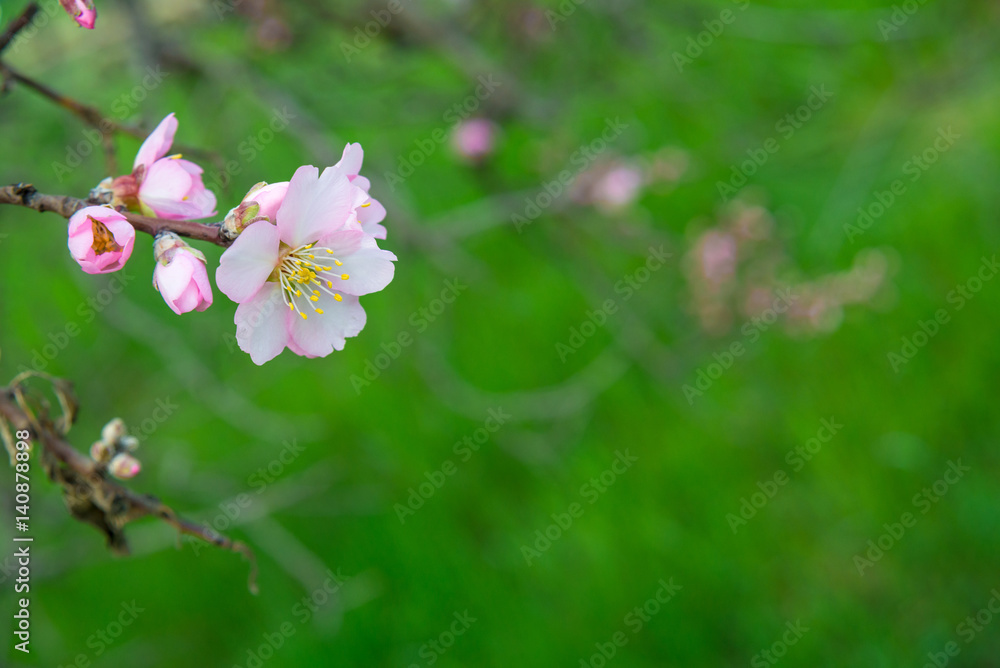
591,164,644,212
451,119,498,162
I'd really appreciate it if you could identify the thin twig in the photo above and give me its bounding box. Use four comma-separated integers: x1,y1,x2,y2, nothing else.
0,64,222,171
0,382,258,593
0,183,228,246
0,2,39,55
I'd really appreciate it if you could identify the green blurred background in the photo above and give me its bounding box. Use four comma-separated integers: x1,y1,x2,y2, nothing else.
1,0,999,665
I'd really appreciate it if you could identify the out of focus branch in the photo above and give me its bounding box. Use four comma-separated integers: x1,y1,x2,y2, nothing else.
0,375,258,593
0,64,221,173
0,2,39,55
0,183,228,246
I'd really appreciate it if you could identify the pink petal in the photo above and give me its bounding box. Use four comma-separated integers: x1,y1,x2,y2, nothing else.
289,293,367,358
251,182,289,222
172,282,203,314
133,114,178,171
192,262,214,311
234,284,293,365
357,197,387,239
276,165,354,248
335,143,365,178
140,159,193,203
352,175,372,192
216,220,282,303
319,230,396,296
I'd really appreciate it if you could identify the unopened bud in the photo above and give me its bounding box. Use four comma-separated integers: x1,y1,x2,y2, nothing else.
109,453,141,479
90,440,112,463
153,231,207,267
220,182,271,241
120,435,140,452
101,418,127,446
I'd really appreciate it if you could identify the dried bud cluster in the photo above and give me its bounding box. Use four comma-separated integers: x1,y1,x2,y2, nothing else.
90,417,141,479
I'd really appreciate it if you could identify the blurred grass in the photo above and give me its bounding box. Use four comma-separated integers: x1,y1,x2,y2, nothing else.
1,0,1000,666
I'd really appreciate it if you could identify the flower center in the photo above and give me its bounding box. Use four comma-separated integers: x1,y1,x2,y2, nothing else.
276,243,349,320
91,217,123,255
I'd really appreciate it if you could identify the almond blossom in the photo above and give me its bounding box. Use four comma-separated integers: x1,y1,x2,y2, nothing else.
98,113,216,221
216,163,395,365
67,206,135,274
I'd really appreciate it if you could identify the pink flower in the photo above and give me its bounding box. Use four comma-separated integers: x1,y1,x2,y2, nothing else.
60,0,96,29
152,232,213,314
451,118,497,162
326,143,387,240
67,206,135,274
216,164,396,365
100,114,216,220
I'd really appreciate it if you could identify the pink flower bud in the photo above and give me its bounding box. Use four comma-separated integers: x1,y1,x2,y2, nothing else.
109,453,141,479
67,206,135,274
220,181,288,240
451,118,497,162
60,0,96,29
152,232,213,314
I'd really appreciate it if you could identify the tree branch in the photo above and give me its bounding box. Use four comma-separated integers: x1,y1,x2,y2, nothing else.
0,183,228,246
0,378,258,594
0,63,222,173
0,2,39,55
